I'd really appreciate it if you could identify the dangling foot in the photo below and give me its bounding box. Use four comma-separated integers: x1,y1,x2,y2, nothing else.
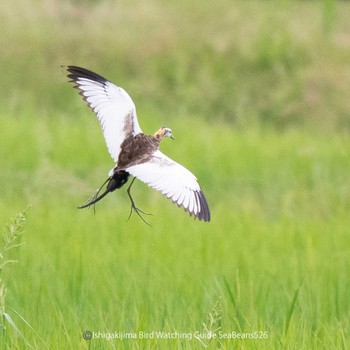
127,201,152,226
127,178,152,226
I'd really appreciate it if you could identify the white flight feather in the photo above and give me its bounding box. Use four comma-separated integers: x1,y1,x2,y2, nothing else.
126,150,203,215
74,76,142,161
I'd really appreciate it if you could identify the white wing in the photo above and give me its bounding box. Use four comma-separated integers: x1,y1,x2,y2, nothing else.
125,150,210,222
67,66,143,161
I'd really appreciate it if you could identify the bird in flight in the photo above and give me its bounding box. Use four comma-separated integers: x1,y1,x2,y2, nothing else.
66,66,210,224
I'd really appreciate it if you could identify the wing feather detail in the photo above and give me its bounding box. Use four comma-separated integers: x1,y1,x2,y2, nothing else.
125,151,210,222
67,66,142,161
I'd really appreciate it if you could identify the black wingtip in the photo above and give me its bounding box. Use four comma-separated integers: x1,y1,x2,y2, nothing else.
196,190,211,222
177,190,210,222
66,65,109,85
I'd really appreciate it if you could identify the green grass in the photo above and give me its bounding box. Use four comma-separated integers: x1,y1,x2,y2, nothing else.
1,0,350,349
1,112,350,349
1,0,350,129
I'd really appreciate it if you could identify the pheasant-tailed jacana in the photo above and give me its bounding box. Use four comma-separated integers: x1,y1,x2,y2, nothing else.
66,66,210,224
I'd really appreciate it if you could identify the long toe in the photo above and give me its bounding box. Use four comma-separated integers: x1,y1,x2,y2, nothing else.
128,204,152,226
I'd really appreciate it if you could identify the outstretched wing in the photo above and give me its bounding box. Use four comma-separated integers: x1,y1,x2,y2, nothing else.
66,66,143,161
125,150,210,222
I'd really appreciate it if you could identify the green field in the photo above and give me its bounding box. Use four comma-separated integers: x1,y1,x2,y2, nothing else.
1,0,350,349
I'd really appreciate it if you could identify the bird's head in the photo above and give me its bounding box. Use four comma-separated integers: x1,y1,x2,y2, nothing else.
154,127,174,141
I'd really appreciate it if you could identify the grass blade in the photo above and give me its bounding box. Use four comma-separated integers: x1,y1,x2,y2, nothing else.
284,280,303,336
3,312,34,349
7,306,48,348
223,276,243,331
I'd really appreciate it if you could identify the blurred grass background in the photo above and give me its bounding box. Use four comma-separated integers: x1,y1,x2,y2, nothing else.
2,0,350,129
1,0,350,349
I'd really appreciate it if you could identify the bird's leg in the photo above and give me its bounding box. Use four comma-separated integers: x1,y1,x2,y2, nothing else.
127,177,152,226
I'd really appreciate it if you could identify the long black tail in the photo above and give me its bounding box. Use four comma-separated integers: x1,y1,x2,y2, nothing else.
78,171,130,209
